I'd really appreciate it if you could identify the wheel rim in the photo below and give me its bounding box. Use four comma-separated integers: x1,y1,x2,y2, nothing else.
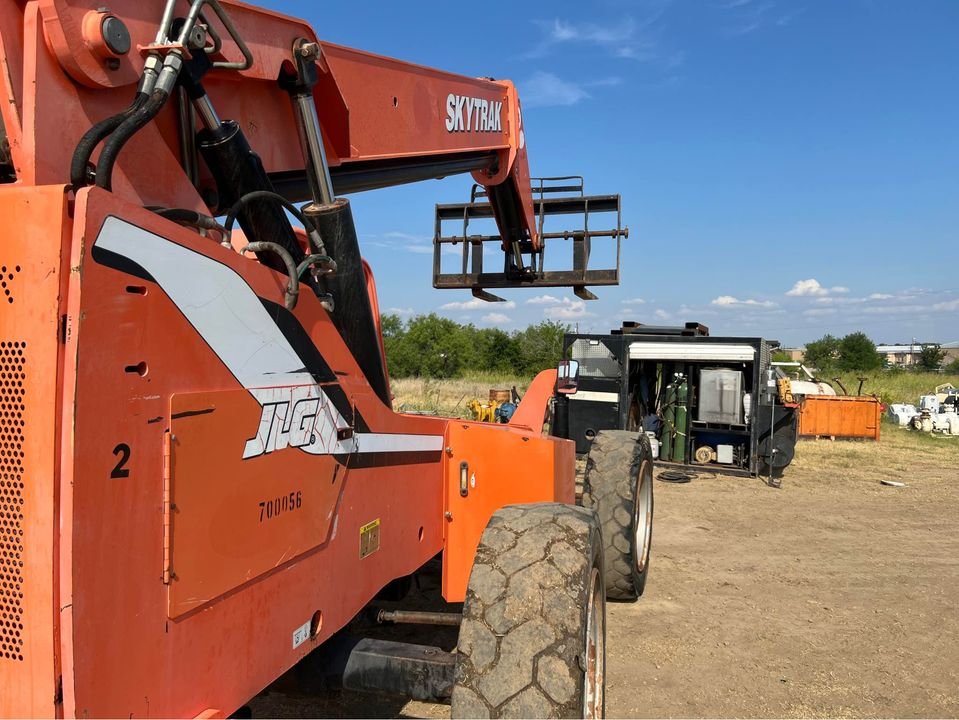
633,459,653,573
583,566,606,719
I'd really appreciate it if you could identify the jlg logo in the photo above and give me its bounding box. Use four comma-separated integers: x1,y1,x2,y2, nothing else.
444,94,503,133
243,386,349,459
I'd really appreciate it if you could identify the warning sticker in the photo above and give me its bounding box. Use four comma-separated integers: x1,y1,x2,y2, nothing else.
359,518,381,559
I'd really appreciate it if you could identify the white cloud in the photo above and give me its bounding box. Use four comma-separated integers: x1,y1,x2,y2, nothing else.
482,312,511,325
620,297,646,305
368,231,437,255
861,304,928,316
711,295,777,308
722,0,800,36
545,17,636,46
776,8,806,27
530,17,661,61
543,297,593,320
440,298,516,311
654,309,671,320
802,308,837,317
868,293,894,300
520,72,590,108
933,298,959,312
786,279,828,297
785,279,849,297
384,231,426,242
526,294,562,305
386,307,414,316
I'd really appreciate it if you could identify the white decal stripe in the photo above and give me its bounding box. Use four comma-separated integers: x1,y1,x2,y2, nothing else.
95,218,443,457
568,390,620,403
355,433,445,454
628,342,755,361
97,216,314,391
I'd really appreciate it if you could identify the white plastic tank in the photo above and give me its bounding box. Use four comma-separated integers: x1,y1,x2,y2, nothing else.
646,431,660,459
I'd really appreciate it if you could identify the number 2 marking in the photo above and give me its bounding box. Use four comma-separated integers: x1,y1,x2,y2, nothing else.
111,443,131,479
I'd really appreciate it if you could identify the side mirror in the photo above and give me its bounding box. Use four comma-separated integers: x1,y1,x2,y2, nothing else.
556,359,580,395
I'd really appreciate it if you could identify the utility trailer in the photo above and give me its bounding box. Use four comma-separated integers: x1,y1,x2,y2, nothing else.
553,322,799,480
0,0,648,717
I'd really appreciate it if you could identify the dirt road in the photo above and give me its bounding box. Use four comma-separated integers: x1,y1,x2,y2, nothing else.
254,427,959,718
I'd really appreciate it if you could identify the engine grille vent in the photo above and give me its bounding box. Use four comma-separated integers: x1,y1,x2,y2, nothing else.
0,265,21,306
0,340,26,662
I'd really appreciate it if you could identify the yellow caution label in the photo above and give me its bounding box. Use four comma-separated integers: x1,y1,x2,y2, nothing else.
359,518,381,559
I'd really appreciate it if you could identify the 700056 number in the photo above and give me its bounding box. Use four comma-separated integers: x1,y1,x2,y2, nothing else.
259,491,302,522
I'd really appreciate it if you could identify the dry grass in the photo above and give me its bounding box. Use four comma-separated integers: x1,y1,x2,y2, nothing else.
826,371,957,405
390,370,958,417
391,375,959,478
390,372,532,418
793,419,959,489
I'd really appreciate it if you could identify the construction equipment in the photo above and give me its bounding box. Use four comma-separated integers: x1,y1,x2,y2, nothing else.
467,388,519,424
552,322,799,481
0,1,642,717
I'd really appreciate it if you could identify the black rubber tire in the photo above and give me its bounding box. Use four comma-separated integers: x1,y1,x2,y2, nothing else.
581,430,654,601
451,503,606,719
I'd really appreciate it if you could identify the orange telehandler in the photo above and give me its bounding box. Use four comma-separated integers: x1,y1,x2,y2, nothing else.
0,0,651,716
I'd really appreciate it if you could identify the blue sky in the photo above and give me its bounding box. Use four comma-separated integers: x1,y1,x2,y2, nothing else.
265,0,958,347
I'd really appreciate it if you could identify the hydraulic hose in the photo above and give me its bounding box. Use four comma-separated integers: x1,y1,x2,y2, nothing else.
240,241,299,310
95,88,170,191
152,207,228,244
70,92,149,189
223,190,327,257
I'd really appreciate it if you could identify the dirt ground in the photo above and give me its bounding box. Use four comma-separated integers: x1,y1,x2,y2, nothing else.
252,425,959,718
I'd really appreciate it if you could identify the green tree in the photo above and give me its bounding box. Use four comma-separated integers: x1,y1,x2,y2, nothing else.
514,320,569,375
771,350,793,364
380,313,404,339
400,313,473,378
945,358,959,375
380,313,410,376
803,334,840,373
838,331,882,372
474,327,521,374
917,344,946,371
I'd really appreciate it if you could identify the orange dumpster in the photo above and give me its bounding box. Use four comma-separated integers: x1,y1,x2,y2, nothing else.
798,395,882,440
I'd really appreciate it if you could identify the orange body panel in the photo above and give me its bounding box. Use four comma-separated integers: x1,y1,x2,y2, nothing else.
442,422,575,600
509,369,558,432
168,388,344,617
0,1,573,715
798,395,882,440
0,185,68,719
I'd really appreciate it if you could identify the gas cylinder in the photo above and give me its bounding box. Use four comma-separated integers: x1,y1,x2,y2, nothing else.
661,382,676,460
672,375,688,463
